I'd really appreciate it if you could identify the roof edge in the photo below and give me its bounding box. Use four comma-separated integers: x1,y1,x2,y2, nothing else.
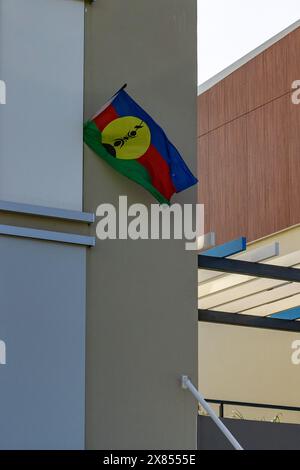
198,19,300,95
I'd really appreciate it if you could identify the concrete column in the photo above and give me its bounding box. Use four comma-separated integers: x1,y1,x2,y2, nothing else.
84,0,198,449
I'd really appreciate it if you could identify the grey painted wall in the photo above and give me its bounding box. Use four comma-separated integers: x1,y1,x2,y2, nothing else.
84,0,198,449
0,0,84,210
0,236,86,449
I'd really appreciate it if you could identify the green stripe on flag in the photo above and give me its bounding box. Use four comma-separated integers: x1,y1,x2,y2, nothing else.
83,120,169,205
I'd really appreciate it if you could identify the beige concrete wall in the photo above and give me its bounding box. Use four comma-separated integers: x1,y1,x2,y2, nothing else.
199,323,300,423
199,226,300,424
84,0,198,449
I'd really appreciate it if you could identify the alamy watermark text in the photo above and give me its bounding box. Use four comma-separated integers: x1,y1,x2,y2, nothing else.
95,196,205,251
0,80,6,104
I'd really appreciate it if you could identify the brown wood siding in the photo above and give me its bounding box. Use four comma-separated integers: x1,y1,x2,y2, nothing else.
197,91,209,136
208,80,226,131
289,88,300,226
223,65,248,123
198,135,210,233
247,95,290,240
287,27,300,87
207,118,248,243
198,26,300,244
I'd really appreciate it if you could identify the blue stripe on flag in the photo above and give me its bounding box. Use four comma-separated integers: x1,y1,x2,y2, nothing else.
112,90,197,193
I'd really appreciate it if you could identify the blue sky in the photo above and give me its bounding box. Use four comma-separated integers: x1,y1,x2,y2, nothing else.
198,0,300,84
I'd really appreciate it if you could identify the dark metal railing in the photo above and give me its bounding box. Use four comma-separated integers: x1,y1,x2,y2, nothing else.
205,399,300,419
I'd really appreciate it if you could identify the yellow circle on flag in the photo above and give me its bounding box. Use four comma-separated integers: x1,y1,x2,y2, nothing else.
102,116,151,160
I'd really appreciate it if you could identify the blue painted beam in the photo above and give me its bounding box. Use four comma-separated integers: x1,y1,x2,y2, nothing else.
201,237,247,258
269,307,300,321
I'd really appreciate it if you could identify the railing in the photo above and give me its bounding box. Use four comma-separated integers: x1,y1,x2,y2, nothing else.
181,376,243,450
205,398,300,419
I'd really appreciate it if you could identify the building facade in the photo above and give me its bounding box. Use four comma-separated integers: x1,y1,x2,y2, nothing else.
198,22,300,430
0,0,198,449
198,22,300,244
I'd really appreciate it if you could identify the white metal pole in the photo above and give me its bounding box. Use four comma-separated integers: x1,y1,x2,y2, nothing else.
181,375,243,450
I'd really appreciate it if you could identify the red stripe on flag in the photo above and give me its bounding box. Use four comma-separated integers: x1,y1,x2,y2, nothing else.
93,104,119,132
138,145,176,201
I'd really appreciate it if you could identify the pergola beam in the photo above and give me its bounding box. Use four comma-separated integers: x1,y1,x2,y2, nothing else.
198,255,300,283
198,309,300,332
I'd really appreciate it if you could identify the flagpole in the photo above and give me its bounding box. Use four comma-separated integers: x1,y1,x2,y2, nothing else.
90,84,128,121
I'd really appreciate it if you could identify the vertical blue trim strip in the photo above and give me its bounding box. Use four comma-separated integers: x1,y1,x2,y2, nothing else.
201,237,247,258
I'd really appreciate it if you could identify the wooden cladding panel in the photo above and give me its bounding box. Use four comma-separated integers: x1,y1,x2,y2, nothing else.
198,27,300,244
223,65,248,123
197,91,209,137
287,27,300,87
205,30,290,132
289,91,300,226
198,135,210,233
246,51,265,113
207,117,248,244
247,95,289,241
206,126,226,241
246,37,288,112
208,66,248,130
199,95,293,244
261,37,288,102
208,80,226,131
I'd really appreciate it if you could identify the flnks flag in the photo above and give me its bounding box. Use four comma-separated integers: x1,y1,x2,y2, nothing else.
83,87,198,204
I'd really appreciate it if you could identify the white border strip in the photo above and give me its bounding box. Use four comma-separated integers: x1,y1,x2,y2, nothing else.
0,224,95,247
0,200,95,224
198,20,300,95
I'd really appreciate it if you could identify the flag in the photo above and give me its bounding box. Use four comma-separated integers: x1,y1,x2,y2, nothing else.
83,87,198,204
